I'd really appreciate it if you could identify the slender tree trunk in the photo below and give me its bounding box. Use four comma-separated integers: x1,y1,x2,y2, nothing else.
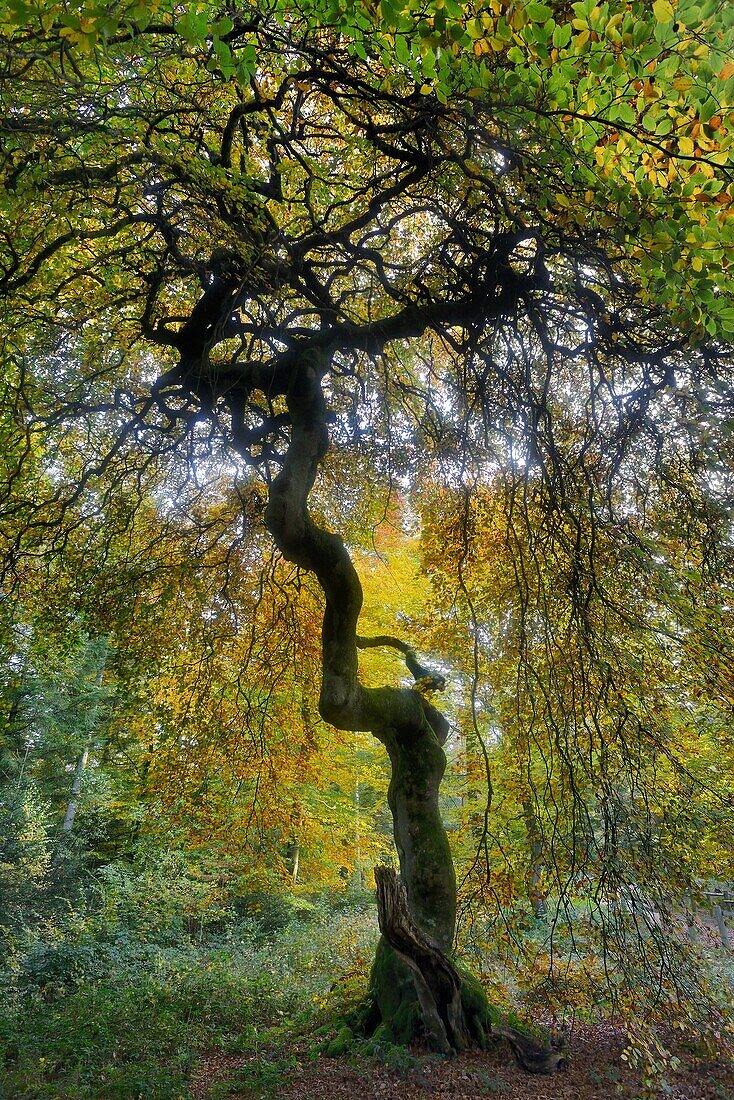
522,797,548,919
60,734,92,833
353,758,362,887
55,639,108,854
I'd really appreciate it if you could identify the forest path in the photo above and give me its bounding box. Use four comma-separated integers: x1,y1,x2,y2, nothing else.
191,1020,733,1100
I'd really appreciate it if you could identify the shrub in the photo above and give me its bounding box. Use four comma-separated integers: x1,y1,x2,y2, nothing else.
0,894,379,1099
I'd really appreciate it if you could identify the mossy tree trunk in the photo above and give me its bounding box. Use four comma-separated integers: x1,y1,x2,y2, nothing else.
262,354,468,1046
374,865,469,1054
262,356,564,1071
368,715,469,1052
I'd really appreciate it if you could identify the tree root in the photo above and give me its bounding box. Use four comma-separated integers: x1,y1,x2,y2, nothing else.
372,866,567,1073
494,1023,568,1074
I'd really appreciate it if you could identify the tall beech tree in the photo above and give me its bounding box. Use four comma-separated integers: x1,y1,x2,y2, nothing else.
1,0,733,1061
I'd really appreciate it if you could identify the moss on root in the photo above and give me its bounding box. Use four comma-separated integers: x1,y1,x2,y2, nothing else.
456,965,501,1050
324,1027,354,1057
360,938,499,1050
368,937,415,1022
346,939,564,1074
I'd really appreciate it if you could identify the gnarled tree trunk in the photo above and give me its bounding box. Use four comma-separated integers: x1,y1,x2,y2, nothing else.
262,354,564,1071
375,866,468,1054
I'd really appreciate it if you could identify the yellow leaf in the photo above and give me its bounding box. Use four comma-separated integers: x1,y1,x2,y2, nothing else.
652,0,674,23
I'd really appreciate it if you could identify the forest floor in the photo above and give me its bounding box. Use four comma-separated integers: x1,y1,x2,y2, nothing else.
191,1020,734,1100
3,896,732,1100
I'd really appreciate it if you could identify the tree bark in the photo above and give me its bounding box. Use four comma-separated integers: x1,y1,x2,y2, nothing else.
262,354,463,1042
60,734,92,834
261,356,565,1072
375,866,468,1054
522,797,548,919
262,353,456,936
59,640,108,837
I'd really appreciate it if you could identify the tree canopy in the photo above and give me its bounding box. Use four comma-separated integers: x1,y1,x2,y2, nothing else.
1,0,733,1068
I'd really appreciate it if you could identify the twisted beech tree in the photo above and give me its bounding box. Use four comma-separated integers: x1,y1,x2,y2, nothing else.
1,0,733,1062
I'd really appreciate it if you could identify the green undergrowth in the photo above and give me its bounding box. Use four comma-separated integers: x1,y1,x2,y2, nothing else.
0,894,379,1100
0,890,577,1100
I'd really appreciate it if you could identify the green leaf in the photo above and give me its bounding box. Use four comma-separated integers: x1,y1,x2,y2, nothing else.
633,20,651,45
525,2,553,21
698,96,718,122
611,102,637,125
552,23,572,48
